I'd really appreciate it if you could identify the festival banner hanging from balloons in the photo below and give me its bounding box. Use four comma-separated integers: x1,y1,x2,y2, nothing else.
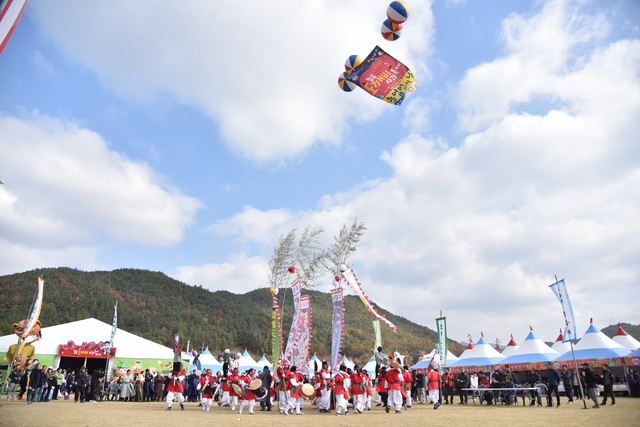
343,45,418,106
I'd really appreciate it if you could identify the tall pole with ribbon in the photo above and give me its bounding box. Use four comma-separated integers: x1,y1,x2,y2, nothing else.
549,276,587,410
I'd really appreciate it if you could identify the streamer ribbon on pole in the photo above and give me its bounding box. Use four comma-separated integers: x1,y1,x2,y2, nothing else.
341,267,397,332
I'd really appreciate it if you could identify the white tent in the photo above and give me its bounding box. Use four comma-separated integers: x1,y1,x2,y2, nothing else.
556,321,630,361
0,317,173,359
457,339,475,359
363,356,376,376
612,323,640,351
237,350,260,371
256,354,273,369
0,318,174,375
499,329,560,365
448,336,505,367
500,335,520,357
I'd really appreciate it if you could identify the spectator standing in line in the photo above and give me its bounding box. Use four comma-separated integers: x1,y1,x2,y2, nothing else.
27,363,44,406
581,363,600,409
456,367,470,405
560,365,574,404
18,370,29,400
600,364,616,406
154,374,164,402
441,368,454,404
545,362,561,408
7,368,22,400
64,370,75,400
143,369,154,402
414,370,425,404
528,369,542,407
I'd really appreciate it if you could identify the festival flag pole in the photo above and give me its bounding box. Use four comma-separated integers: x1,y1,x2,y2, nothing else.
549,275,588,410
103,301,118,377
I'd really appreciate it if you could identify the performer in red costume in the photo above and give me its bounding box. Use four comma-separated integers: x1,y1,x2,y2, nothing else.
402,365,413,408
274,361,291,414
228,368,241,411
427,365,441,409
334,364,351,416
199,369,216,412
238,369,257,415
318,361,333,413
285,365,305,415
363,371,373,411
350,365,366,414
386,356,403,414
165,362,186,411
376,366,389,408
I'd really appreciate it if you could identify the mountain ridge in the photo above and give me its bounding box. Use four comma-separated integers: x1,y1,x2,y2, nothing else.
0,267,465,364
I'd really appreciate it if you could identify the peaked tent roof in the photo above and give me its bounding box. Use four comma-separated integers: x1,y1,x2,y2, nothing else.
457,339,475,360
551,329,572,354
557,322,630,361
500,335,520,357
363,356,376,376
237,350,260,371
194,348,222,370
0,317,173,359
339,356,355,370
612,324,640,351
256,354,273,369
448,337,505,367
499,330,560,364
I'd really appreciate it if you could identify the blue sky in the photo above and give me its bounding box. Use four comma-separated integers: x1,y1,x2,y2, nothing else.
1,0,639,347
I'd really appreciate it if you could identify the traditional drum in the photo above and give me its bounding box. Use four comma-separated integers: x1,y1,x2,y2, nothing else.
250,378,262,390
300,383,315,400
255,386,267,399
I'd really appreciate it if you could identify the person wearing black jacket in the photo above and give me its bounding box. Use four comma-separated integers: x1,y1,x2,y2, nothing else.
600,364,615,406
74,366,90,403
90,368,105,402
27,363,44,405
545,362,561,407
7,368,22,400
258,366,272,411
581,363,599,409
528,369,542,407
456,367,470,405
64,370,75,400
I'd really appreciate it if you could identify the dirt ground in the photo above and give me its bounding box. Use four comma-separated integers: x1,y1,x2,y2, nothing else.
1,397,638,427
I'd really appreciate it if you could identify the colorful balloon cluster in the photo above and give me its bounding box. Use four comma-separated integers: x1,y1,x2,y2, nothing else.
381,1,410,41
338,2,411,92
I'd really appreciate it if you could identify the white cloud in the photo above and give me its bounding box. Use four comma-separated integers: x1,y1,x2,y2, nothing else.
172,253,270,294
195,1,640,342
0,112,202,274
29,0,436,163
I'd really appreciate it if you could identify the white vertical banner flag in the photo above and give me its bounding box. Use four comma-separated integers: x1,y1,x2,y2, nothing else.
549,279,578,342
109,301,118,344
436,317,447,365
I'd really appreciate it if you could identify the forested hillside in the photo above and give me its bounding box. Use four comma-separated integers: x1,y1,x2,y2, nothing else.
0,268,464,364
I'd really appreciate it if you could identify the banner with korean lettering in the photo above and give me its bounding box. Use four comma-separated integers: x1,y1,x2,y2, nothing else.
331,288,345,370
549,279,578,342
436,317,448,365
345,45,418,106
290,295,312,370
284,277,302,360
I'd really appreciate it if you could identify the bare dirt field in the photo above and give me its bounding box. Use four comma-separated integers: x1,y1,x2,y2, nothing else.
1,397,638,427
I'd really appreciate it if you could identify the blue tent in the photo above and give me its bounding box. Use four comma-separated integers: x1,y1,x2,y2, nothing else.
499,330,560,364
